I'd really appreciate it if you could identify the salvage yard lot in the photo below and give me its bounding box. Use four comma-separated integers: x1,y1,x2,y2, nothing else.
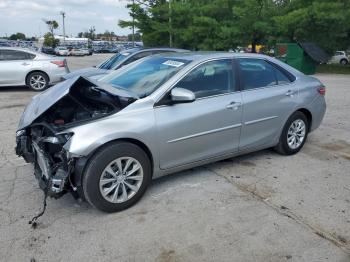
0,54,349,261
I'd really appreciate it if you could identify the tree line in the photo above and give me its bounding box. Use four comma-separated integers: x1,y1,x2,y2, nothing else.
119,0,350,53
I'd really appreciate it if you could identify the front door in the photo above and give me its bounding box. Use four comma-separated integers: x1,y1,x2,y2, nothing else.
154,59,242,169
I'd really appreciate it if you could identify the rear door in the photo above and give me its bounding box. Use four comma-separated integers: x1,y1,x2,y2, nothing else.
0,50,34,86
154,59,242,169
237,58,298,150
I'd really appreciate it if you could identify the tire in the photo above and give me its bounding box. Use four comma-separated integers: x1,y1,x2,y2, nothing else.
340,59,348,65
26,72,49,91
274,111,309,155
82,142,152,212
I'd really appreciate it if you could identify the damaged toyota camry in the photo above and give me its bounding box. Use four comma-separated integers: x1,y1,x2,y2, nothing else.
16,53,326,213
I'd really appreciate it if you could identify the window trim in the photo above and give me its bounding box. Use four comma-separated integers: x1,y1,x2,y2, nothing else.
154,58,239,107
236,57,296,92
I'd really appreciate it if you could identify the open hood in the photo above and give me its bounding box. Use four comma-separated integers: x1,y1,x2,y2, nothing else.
63,67,110,80
18,76,137,130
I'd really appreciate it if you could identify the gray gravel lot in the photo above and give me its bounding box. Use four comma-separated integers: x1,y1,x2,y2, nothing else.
0,54,349,262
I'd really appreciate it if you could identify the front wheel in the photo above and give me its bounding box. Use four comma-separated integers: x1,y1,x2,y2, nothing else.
274,111,309,155
82,142,152,212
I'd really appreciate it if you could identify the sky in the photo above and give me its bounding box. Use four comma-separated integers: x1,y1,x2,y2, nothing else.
0,0,132,38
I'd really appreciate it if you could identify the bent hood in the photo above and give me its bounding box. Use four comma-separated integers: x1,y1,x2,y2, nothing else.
18,76,137,130
63,67,109,80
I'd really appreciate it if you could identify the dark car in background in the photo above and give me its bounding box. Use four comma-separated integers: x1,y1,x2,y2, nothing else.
41,46,55,55
63,47,188,80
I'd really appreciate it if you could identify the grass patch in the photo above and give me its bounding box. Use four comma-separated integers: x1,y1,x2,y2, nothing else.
316,64,350,74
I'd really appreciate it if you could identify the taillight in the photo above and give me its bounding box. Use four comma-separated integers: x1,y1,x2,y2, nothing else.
317,86,326,96
51,60,65,67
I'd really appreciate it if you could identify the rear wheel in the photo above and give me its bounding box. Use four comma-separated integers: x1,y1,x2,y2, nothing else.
340,59,348,65
274,111,309,155
27,72,49,91
82,142,152,212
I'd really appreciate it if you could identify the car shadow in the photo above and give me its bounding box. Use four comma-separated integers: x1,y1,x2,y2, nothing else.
0,85,31,92
150,148,275,188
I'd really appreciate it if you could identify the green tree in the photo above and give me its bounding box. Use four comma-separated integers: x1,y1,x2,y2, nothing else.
9,32,26,40
43,20,59,36
120,0,350,53
273,0,350,53
43,32,59,47
87,26,96,40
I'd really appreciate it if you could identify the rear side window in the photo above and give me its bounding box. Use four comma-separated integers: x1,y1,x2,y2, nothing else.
0,50,35,61
238,58,293,90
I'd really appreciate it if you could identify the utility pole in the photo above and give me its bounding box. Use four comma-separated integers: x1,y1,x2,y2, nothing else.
169,0,172,47
60,11,66,43
132,0,135,47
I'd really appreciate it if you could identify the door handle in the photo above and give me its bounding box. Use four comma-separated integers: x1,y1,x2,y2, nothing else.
21,62,30,66
226,101,241,110
285,90,295,97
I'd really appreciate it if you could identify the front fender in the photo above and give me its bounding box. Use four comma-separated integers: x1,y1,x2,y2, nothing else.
63,109,157,158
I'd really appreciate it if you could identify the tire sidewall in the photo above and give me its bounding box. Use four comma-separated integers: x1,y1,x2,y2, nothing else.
27,72,49,91
279,112,309,155
82,142,152,213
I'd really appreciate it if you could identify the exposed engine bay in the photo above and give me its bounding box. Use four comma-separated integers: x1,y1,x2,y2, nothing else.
15,77,136,199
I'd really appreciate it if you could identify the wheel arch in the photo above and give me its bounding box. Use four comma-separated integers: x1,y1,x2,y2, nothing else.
25,70,50,85
296,108,312,130
340,58,348,64
74,137,155,198
275,108,313,146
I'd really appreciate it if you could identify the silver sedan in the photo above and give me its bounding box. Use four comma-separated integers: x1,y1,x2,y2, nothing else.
16,52,326,212
0,47,69,91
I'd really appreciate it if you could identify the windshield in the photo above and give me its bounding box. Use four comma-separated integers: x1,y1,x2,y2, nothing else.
98,53,128,70
100,57,189,98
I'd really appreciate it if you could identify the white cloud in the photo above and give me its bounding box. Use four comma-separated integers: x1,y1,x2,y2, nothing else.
0,0,132,36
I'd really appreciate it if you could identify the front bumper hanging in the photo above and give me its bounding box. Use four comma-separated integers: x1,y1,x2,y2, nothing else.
16,133,73,198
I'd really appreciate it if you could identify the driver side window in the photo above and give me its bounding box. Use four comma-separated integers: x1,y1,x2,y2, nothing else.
176,59,235,99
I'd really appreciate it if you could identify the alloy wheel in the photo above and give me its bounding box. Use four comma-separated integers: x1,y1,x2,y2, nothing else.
287,119,306,149
99,157,144,203
29,75,47,91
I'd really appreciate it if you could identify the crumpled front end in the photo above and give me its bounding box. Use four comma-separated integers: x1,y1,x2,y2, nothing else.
15,76,137,199
16,127,74,198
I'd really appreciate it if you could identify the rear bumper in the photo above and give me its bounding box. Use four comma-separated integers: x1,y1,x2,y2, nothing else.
49,67,70,84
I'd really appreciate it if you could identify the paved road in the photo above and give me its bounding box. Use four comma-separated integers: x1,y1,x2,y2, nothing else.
0,55,349,261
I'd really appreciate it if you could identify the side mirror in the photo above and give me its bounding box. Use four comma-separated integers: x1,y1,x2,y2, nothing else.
171,88,195,103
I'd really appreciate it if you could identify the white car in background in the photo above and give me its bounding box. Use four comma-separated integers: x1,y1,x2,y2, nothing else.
329,51,349,65
70,48,86,56
54,46,69,56
0,47,69,91
80,48,91,56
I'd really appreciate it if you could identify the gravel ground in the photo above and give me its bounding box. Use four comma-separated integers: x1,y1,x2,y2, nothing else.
0,54,349,262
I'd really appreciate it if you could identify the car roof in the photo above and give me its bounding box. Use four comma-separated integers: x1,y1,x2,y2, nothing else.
120,47,188,55
155,51,274,62
154,51,303,77
0,46,40,54
0,46,34,51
